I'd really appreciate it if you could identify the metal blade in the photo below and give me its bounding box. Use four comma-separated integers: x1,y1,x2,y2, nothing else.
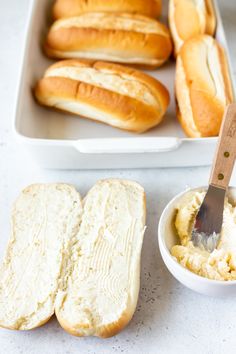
191,185,226,252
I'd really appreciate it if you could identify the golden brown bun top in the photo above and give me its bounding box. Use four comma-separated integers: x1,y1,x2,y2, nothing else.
52,0,162,20
44,59,170,110
50,12,170,36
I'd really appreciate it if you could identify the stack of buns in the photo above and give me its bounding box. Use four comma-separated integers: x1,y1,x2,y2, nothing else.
170,0,233,138
48,0,171,67
35,0,174,133
0,180,146,337
45,12,172,68
34,0,234,138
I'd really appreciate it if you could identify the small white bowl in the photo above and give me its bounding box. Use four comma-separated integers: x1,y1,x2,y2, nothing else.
158,186,236,297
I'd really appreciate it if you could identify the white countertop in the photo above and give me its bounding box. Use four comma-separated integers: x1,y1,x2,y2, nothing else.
0,1,236,353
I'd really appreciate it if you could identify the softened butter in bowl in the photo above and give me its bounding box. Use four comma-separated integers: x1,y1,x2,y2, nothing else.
172,190,236,281
158,187,236,297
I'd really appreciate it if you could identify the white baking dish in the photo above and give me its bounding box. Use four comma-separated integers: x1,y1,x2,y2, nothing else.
14,0,235,169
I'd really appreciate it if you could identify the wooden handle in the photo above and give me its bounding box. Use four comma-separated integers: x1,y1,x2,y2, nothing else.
210,103,236,189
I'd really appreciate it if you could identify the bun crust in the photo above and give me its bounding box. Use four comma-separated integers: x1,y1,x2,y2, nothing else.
53,0,162,20
35,59,170,133
175,35,233,138
45,13,172,68
169,0,216,55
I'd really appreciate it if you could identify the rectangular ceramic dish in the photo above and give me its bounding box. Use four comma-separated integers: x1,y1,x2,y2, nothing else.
14,0,235,169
